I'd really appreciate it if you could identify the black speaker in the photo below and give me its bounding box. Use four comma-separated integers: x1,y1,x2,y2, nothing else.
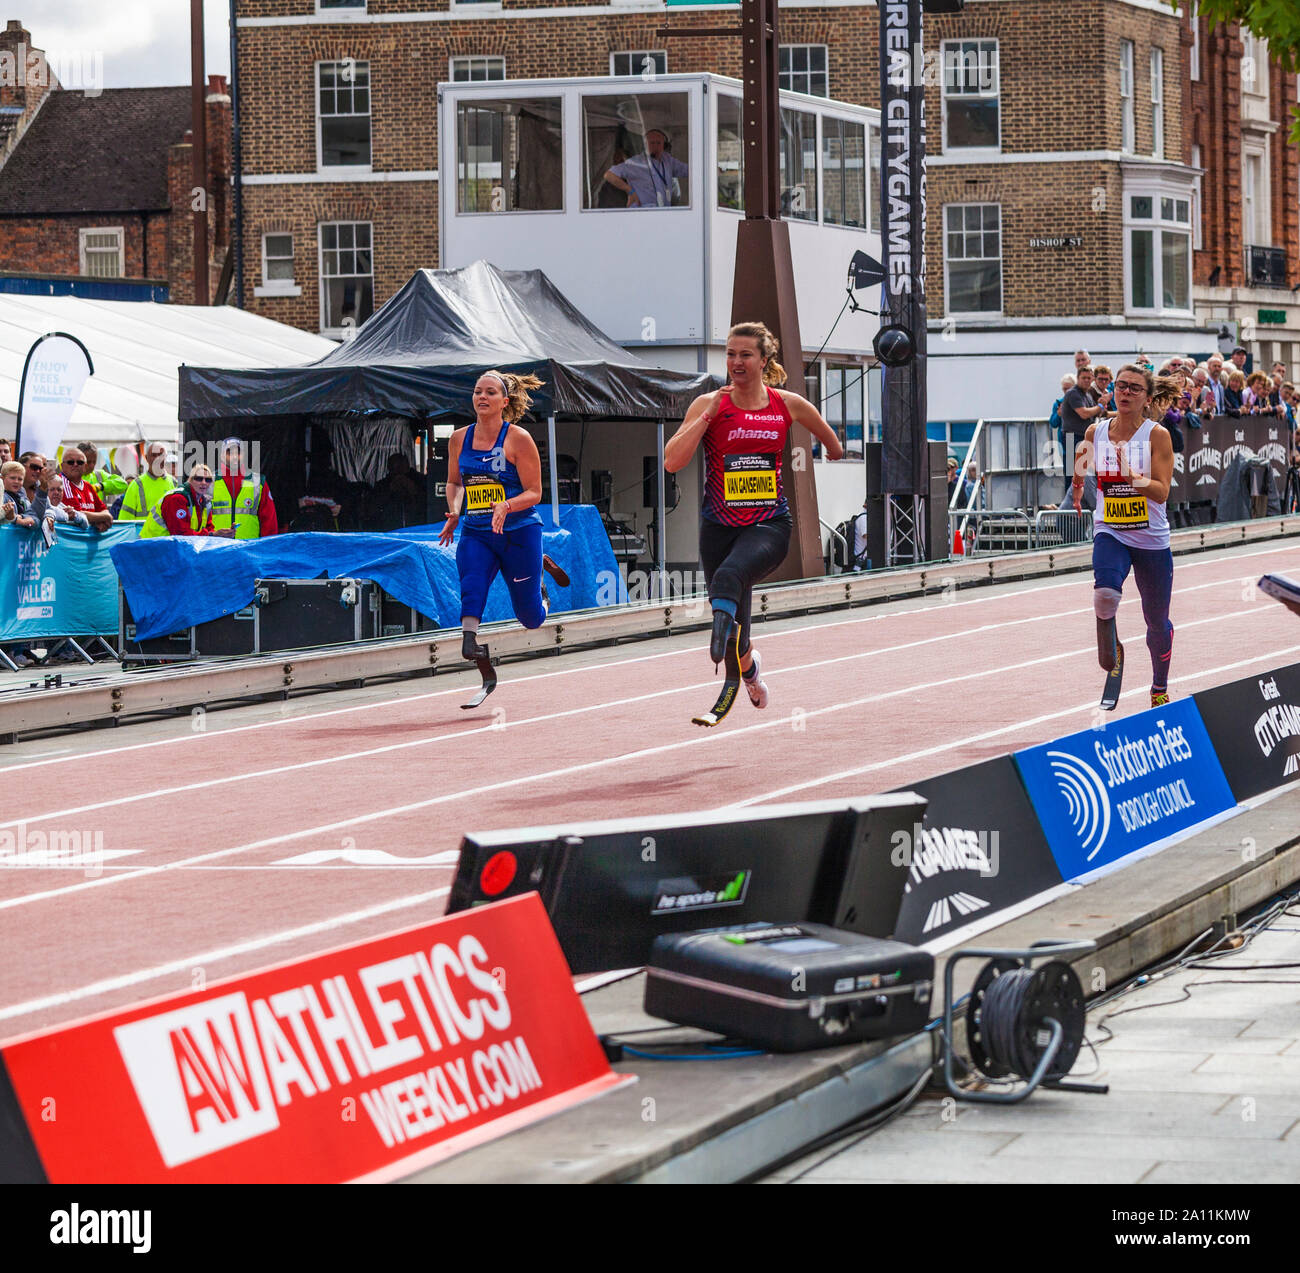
591,469,612,516
644,455,677,509
861,442,950,563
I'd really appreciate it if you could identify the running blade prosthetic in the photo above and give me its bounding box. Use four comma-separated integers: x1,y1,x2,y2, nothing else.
1099,640,1125,712
461,640,497,709
694,622,742,727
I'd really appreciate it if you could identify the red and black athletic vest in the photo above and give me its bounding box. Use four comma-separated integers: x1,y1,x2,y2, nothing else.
701,387,793,526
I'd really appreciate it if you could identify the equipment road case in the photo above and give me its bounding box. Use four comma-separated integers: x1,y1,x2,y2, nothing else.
644,922,934,1052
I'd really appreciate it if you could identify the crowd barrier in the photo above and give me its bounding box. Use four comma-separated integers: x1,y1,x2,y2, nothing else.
0,523,140,659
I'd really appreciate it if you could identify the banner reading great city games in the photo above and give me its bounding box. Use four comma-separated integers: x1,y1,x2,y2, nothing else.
879,0,927,495
0,894,632,1183
14,331,93,459
0,522,137,640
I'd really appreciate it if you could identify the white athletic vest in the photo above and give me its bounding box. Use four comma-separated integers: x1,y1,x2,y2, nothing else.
1093,418,1170,551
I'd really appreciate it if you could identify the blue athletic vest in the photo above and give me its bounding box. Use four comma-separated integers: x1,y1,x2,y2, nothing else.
458,421,541,532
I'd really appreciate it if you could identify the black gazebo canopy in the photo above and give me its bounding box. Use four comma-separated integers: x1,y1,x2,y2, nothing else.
178,260,717,424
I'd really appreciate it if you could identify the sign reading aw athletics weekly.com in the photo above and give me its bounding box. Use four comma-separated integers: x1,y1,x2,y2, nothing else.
1014,699,1237,882
0,895,632,1183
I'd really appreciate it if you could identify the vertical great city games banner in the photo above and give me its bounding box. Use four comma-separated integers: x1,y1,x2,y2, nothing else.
879,0,927,495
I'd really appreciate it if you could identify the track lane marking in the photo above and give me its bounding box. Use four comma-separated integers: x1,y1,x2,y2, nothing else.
3,571,1280,830
2,539,1294,774
7,637,1300,1027
0,604,1284,914
730,644,1300,806
0,887,452,1028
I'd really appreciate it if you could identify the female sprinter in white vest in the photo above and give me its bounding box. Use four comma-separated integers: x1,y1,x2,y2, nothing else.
1072,364,1180,709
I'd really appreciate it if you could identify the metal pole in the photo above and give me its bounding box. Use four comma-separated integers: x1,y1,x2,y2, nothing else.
228,0,243,308
657,419,667,599
191,0,209,305
547,414,560,527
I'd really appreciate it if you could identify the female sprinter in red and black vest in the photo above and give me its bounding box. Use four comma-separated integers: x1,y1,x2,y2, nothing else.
666,322,844,726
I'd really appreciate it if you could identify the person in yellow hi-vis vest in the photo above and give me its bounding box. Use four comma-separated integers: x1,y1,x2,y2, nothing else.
213,438,279,539
117,443,178,523
140,464,217,538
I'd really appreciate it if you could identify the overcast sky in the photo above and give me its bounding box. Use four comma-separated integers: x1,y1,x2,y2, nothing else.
18,1,231,89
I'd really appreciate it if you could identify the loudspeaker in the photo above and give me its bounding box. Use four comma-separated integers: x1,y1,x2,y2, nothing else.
643,455,677,509
861,442,950,563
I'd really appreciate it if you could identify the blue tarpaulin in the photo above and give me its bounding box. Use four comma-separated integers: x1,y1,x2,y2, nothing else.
110,504,625,642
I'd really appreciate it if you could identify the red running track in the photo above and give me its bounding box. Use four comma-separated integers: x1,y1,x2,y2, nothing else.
2,540,1299,1037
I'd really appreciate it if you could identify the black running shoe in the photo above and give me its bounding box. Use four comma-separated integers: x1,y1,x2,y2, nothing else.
709,609,734,664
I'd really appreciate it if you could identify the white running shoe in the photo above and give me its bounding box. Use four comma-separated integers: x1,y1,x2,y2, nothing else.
743,649,769,709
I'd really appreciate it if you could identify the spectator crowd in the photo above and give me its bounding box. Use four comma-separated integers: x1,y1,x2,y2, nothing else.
1050,347,1300,496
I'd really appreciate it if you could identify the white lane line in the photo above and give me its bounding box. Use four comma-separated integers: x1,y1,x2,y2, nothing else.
3,538,1294,776
0,887,452,1027
730,643,1300,807
0,603,1280,914
2,569,1275,831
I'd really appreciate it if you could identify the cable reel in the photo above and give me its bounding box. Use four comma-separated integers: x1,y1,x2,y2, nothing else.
941,941,1106,1105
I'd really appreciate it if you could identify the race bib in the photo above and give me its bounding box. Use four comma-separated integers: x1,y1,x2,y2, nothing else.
1102,482,1149,529
465,480,506,512
723,453,778,507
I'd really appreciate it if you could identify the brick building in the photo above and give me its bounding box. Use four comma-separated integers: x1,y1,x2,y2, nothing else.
232,2,1299,426
1183,11,1300,372
0,21,233,305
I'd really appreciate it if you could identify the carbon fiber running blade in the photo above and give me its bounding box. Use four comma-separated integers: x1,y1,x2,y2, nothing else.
1099,642,1124,712
461,656,497,710
693,619,742,726
692,678,740,727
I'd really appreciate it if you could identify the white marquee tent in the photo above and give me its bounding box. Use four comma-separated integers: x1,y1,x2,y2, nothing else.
0,293,335,450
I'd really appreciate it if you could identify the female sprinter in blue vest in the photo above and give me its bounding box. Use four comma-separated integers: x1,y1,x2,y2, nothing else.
1072,364,1180,710
666,322,844,726
440,371,569,708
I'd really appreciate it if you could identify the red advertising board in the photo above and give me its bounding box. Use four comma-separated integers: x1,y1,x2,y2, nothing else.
1,894,631,1182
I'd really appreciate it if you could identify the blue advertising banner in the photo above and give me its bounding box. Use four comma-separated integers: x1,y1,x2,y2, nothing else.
1014,699,1237,881
0,522,138,640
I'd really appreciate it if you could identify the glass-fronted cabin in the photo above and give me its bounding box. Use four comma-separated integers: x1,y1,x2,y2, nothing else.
438,74,884,572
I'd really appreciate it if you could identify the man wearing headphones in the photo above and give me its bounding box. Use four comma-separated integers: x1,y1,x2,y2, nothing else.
603,128,688,208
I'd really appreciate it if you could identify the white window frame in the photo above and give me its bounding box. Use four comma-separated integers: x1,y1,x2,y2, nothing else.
1189,11,1200,80
1242,138,1271,247
318,220,374,339
1119,40,1135,154
449,56,506,82
255,232,301,298
316,59,372,173
778,44,829,98
78,226,124,278
1123,182,1193,318
610,51,667,80
316,0,365,11
943,202,1003,319
1150,48,1163,160
940,39,1000,156
1190,143,1203,251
